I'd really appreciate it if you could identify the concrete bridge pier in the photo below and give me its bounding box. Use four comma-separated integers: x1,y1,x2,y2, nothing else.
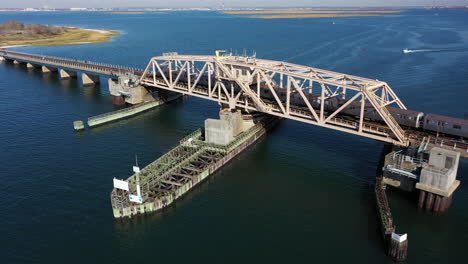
59,69,77,79
382,146,461,213
205,109,244,145
42,66,57,73
1,58,13,63
82,73,100,86
415,147,460,212
13,60,20,65
26,63,37,69
108,78,126,105
108,76,151,105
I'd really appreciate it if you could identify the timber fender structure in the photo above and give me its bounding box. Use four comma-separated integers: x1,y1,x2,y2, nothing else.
111,116,277,218
88,94,182,128
375,177,408,262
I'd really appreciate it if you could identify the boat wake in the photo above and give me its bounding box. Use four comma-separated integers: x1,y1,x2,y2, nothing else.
403,48,448,54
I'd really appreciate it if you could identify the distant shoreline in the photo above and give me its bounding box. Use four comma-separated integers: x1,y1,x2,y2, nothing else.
223,9,406,19
249,14,402,19
108,12,145,14
0,24,120,47
224,10,405,14
0,6,466,12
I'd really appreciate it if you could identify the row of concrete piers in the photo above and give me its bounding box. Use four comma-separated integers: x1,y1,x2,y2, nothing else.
5,58,155,106
9,59,101,86
2,56,182,131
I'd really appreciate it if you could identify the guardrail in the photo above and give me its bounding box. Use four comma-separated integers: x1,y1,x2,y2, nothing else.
1,51,145,76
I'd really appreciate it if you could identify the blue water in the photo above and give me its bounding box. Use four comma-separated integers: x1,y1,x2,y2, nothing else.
0,9,467,263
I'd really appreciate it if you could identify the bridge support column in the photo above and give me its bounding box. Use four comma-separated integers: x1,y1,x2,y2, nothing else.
13,60,20,65
415,147,460,212
59,69,77,79
108,78,125,105
125,86,148,105
108,77,152,105
205,109,244,145
42,66,57,73
82,73,100,86
26,63,37,69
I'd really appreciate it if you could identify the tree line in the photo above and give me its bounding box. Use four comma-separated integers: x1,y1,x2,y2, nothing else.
0,21,66,38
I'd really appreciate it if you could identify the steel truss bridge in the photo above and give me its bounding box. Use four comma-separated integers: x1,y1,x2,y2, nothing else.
140,52,408,146
4,50,465,149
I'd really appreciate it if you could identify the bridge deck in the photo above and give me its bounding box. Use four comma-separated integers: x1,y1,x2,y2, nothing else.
0,50,143,77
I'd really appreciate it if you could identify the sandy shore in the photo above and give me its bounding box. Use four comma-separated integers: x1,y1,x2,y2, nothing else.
66,27,113,34
224,10,405,14
249,14,396,19
223,9,405,19
0,44,31,49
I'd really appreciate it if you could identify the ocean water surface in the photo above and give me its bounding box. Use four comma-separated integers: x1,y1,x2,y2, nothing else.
0,9,467,263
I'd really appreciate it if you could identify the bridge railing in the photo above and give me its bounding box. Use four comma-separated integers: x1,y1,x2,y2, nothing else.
2,51,145,76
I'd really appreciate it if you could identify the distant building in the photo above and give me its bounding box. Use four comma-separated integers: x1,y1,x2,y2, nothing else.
70,8,87,11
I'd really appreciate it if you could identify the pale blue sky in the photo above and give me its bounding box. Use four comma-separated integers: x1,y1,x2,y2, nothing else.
1,0,467,8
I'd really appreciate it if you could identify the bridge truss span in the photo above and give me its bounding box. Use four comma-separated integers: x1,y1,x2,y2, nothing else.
139,54,409,146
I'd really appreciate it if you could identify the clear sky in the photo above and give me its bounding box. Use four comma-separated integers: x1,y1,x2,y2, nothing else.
2,0,468,8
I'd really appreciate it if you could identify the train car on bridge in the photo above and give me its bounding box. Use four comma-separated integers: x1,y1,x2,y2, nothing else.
270,88,467,139
423,114,468,138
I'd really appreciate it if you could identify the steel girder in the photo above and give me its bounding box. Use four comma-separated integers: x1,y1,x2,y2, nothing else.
140,54,409,146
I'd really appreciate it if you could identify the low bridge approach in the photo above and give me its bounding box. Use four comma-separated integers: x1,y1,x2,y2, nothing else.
0,50,143,86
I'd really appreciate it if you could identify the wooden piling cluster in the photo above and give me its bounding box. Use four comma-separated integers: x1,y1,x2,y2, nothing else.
389,236,408,262
375,177,395,236
375,177,408,262
418,190,453,212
